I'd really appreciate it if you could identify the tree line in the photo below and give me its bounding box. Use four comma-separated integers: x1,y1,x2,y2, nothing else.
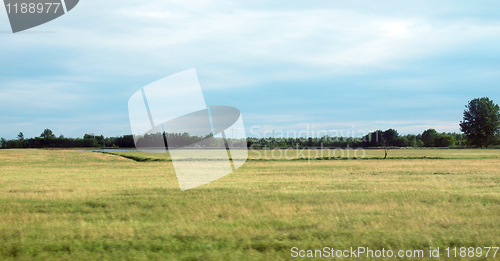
246,129,469,149
1,97,499,149
0,129,136,149
0,128,482,149
0,130,245,149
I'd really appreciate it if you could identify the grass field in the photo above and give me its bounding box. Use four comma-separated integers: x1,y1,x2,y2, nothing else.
0,149,499,260
105,148,500,161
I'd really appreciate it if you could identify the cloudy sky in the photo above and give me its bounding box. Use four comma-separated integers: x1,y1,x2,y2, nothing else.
1,0,500,139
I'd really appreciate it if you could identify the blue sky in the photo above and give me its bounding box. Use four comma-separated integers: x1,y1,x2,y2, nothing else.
1,0,500,139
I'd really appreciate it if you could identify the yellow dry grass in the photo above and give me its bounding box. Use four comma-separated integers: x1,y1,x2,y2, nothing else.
0,149,498,260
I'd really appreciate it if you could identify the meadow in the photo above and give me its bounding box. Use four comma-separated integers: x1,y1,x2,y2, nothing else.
0,148,499,260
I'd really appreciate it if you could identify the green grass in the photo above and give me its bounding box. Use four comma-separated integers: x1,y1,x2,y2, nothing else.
0,149,499,260
103,148,500,162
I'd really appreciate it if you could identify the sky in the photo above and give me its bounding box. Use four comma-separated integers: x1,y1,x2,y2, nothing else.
1,0,500,139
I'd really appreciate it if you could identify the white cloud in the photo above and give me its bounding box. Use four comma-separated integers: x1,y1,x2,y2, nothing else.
73,5,500,87
0,77,93,111
1,0,499,138
4,1,500,86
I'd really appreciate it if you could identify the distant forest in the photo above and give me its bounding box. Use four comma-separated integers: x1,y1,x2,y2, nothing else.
248,129,470,148
1,128,495,149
